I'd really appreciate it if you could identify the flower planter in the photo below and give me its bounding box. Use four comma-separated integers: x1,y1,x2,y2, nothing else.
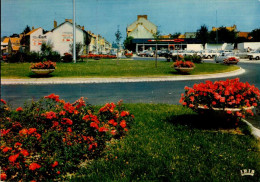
125,55,133,58
174,67,194,73
198,105,254,112
31,69,55,75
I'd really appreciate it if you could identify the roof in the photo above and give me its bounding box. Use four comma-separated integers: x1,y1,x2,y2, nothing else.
12,46,20,51
51,21,90,36
212,25,237,32
238,32,249,38
26,28,41,35
2,37,21,44
178,35,185,39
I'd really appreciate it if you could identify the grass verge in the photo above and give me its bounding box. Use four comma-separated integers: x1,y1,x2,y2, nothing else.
1,60,239,79
70,104,260,181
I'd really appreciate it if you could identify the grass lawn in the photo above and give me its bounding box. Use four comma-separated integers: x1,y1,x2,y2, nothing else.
70,104,260,181
1,59,239,78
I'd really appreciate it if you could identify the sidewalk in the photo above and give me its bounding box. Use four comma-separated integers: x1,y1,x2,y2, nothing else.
1,68,245,85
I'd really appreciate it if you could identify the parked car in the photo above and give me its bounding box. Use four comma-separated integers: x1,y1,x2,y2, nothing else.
137,50,148,57
214,52,240,63
145,50,155,57
198,50,219,59
182,50,197,56
248,50,260,60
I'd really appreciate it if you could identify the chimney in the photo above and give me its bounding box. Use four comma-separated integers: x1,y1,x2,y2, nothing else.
137,15,147,20
54,20,57,28
65,19,73,23
82,26,84,30
32,26,34,30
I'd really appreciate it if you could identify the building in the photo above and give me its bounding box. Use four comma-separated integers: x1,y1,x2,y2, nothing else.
49,19,90,55
1,37,21,54
127,15,157,39
184,32,197,39
212,25,237,32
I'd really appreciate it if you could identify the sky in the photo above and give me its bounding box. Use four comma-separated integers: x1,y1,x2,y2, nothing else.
1,0,260,43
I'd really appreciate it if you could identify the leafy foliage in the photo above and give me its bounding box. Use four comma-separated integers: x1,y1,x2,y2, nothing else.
0,95,134,181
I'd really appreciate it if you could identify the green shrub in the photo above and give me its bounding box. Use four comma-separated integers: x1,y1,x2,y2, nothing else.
0,95,134,181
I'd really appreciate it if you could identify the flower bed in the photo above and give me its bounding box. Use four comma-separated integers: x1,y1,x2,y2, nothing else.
124,53,133,58
30,60,56,69
173,60,195,68
80,54,117,59
179,78,260,124
223,57,239,65
0,95,134,181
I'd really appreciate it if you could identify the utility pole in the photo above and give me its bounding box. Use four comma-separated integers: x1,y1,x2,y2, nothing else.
73,0,76,63
216,10,218,45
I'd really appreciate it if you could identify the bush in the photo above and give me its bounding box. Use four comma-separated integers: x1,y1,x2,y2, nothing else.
43,51,61,62
183,55,202,63
191,55,202,63
62,53,73,62
179,78,260,125
0,95,134,181
171,55,184,62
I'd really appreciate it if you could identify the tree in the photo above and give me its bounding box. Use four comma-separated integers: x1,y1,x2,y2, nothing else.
196,25,209,49
123,36,135,52
217,26,237,43
170,32,181,39
69,42,83,59
115,27,122,64
249,28,260,42
153,31,161,68
23,25,31,34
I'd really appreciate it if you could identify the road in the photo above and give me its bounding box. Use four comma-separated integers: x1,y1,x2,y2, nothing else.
1,60,260,128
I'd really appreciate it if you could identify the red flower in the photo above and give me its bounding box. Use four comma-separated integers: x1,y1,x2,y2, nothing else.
51,161,59,168
90,122,99,130
1,173,7,181
120,111,129,117
1,129,11,136
19,128,28,135
29,163,41,170
2,147,12,153
57,171,61,175
20,149,29,156
15,142,22,146
98,127,109,132
28,128,37,134
45,111,57,120
59,110,66,116
44,93,60,102
62,118,73,125
16,107,23,112
67,127,72,132
111,130,117,135
120,120,127,128
9,154,19,163
1,99,7,105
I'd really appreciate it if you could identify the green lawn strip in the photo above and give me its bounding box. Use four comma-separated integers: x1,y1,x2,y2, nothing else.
70,104,260,181
1,60,239,79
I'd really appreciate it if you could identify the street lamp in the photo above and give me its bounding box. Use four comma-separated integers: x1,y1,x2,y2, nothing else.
73,0,76,63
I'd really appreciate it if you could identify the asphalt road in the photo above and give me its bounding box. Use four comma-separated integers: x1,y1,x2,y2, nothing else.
1,61,260,128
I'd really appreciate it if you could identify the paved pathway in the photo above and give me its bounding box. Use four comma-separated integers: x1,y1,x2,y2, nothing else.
1,67,245,85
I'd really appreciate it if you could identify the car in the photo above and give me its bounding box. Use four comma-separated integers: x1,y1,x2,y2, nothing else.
137,50,148,57
145,50,154,57
214,52,240,63
182,50,197,56
201,50,219,59
248,50,260,60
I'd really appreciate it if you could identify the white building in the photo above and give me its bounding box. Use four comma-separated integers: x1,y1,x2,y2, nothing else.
127,15,157,39
49,20,89,55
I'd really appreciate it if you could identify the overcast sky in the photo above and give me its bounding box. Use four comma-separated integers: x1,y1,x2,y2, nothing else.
1,0,260,43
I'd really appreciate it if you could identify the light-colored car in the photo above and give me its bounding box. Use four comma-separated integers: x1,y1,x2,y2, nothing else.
145,50,155,57
248,50,260,60
201,50,219,59
214,52,240,63
137,50,148,57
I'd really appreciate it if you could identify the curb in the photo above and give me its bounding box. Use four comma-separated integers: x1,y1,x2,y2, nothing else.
1,67,245,85
242,119,260,140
